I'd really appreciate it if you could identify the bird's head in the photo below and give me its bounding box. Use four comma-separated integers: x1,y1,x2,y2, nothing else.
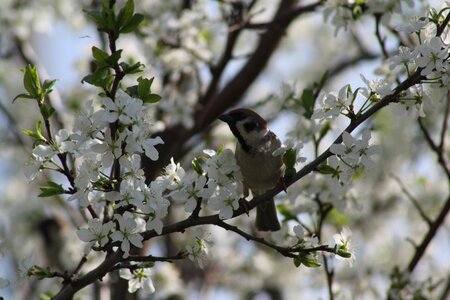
219,108,269,152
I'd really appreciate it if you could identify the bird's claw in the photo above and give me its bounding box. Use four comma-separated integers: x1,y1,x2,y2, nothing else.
239,198,250,216
279,177,287,193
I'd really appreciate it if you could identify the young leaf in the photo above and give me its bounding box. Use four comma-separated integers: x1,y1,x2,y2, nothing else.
13,93,36,102
120,13,144,33
42,79,57,95
277,204,298,222
294,253,321,268
117,0,135,29
121,61,144,74
82,67,110,87
299,89,315,119
318,164,336,175
92,46,110,65
283,148,297,169
40,104,56,120
28,265,53,280
192,158,204,175
108,50,123,66
84,10,106,28
38,181,65,197
22,65,42,99
137,77,153,97
35,121,47,142
143,94,161,104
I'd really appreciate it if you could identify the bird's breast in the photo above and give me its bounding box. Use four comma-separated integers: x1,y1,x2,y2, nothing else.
235,143,284,194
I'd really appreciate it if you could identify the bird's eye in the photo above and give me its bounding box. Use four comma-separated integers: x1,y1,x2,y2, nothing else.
243,122,257,132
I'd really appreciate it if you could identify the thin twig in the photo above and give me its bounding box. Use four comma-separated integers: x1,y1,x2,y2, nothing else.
72,255,88,277
217,220,335,257
439,93,450,152
323,256,335,300
418,119,450,179
127,253,185,263
374,14,389,59
390,173,432,226
407,196,450,272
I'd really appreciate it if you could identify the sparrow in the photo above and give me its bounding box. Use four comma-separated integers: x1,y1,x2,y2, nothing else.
219,108,284,231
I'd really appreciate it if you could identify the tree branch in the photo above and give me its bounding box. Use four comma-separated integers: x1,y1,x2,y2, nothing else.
217,220,335,258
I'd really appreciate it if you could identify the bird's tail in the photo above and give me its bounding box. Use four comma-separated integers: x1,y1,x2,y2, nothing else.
256,198,281,231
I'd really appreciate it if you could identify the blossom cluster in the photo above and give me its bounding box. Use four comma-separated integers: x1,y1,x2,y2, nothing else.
322,3,450,118
170,148,244,220
323,0,414,34
21,80,246,292
137,0,218,129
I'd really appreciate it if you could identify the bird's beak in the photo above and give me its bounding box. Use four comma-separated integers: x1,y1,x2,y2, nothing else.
218,113,232,124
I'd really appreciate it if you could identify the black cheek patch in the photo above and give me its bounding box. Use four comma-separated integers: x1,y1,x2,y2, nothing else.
243,122,257,132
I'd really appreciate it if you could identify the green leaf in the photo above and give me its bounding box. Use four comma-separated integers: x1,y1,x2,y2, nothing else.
277,204,297,222
39,293,54,300
143,94,161,104
27,265,53,280
217,144,225,155
293,256,302,267
126,85,138,97
108,50,123,66
42,79,57,95
336,248,352,258
13,93,36,102
294,253,321,268
137,77,154,97
284,167,296,178
38,181,65,197
104,6,117,32
299,89,315,119
22,65,42,99
117,0,135,29
192,158,204,175
84,10,106,27
283,148,297,169
121,61,144,74
82,67,110,87
318,164,335,175
22,129,43,141
120,13,144,33
35,121,47,141
40,104,55,120
92,46,110,64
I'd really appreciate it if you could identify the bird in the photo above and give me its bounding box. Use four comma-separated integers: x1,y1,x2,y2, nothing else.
219,108,284,231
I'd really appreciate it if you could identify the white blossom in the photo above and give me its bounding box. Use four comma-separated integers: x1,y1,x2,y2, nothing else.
360,74,393,99
111,213,144,258
389,46,418,70
99,90,144,125
293,225,305,240
208,185,240,219
142,136,164,161
185,228,212,269
139,180,170,235
171,173,211,213
396,16,428,34
119,268,155,294
76,219,114,254
416,37,448,76
90,128,124,168
333,226,355,267
272,139,307,163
